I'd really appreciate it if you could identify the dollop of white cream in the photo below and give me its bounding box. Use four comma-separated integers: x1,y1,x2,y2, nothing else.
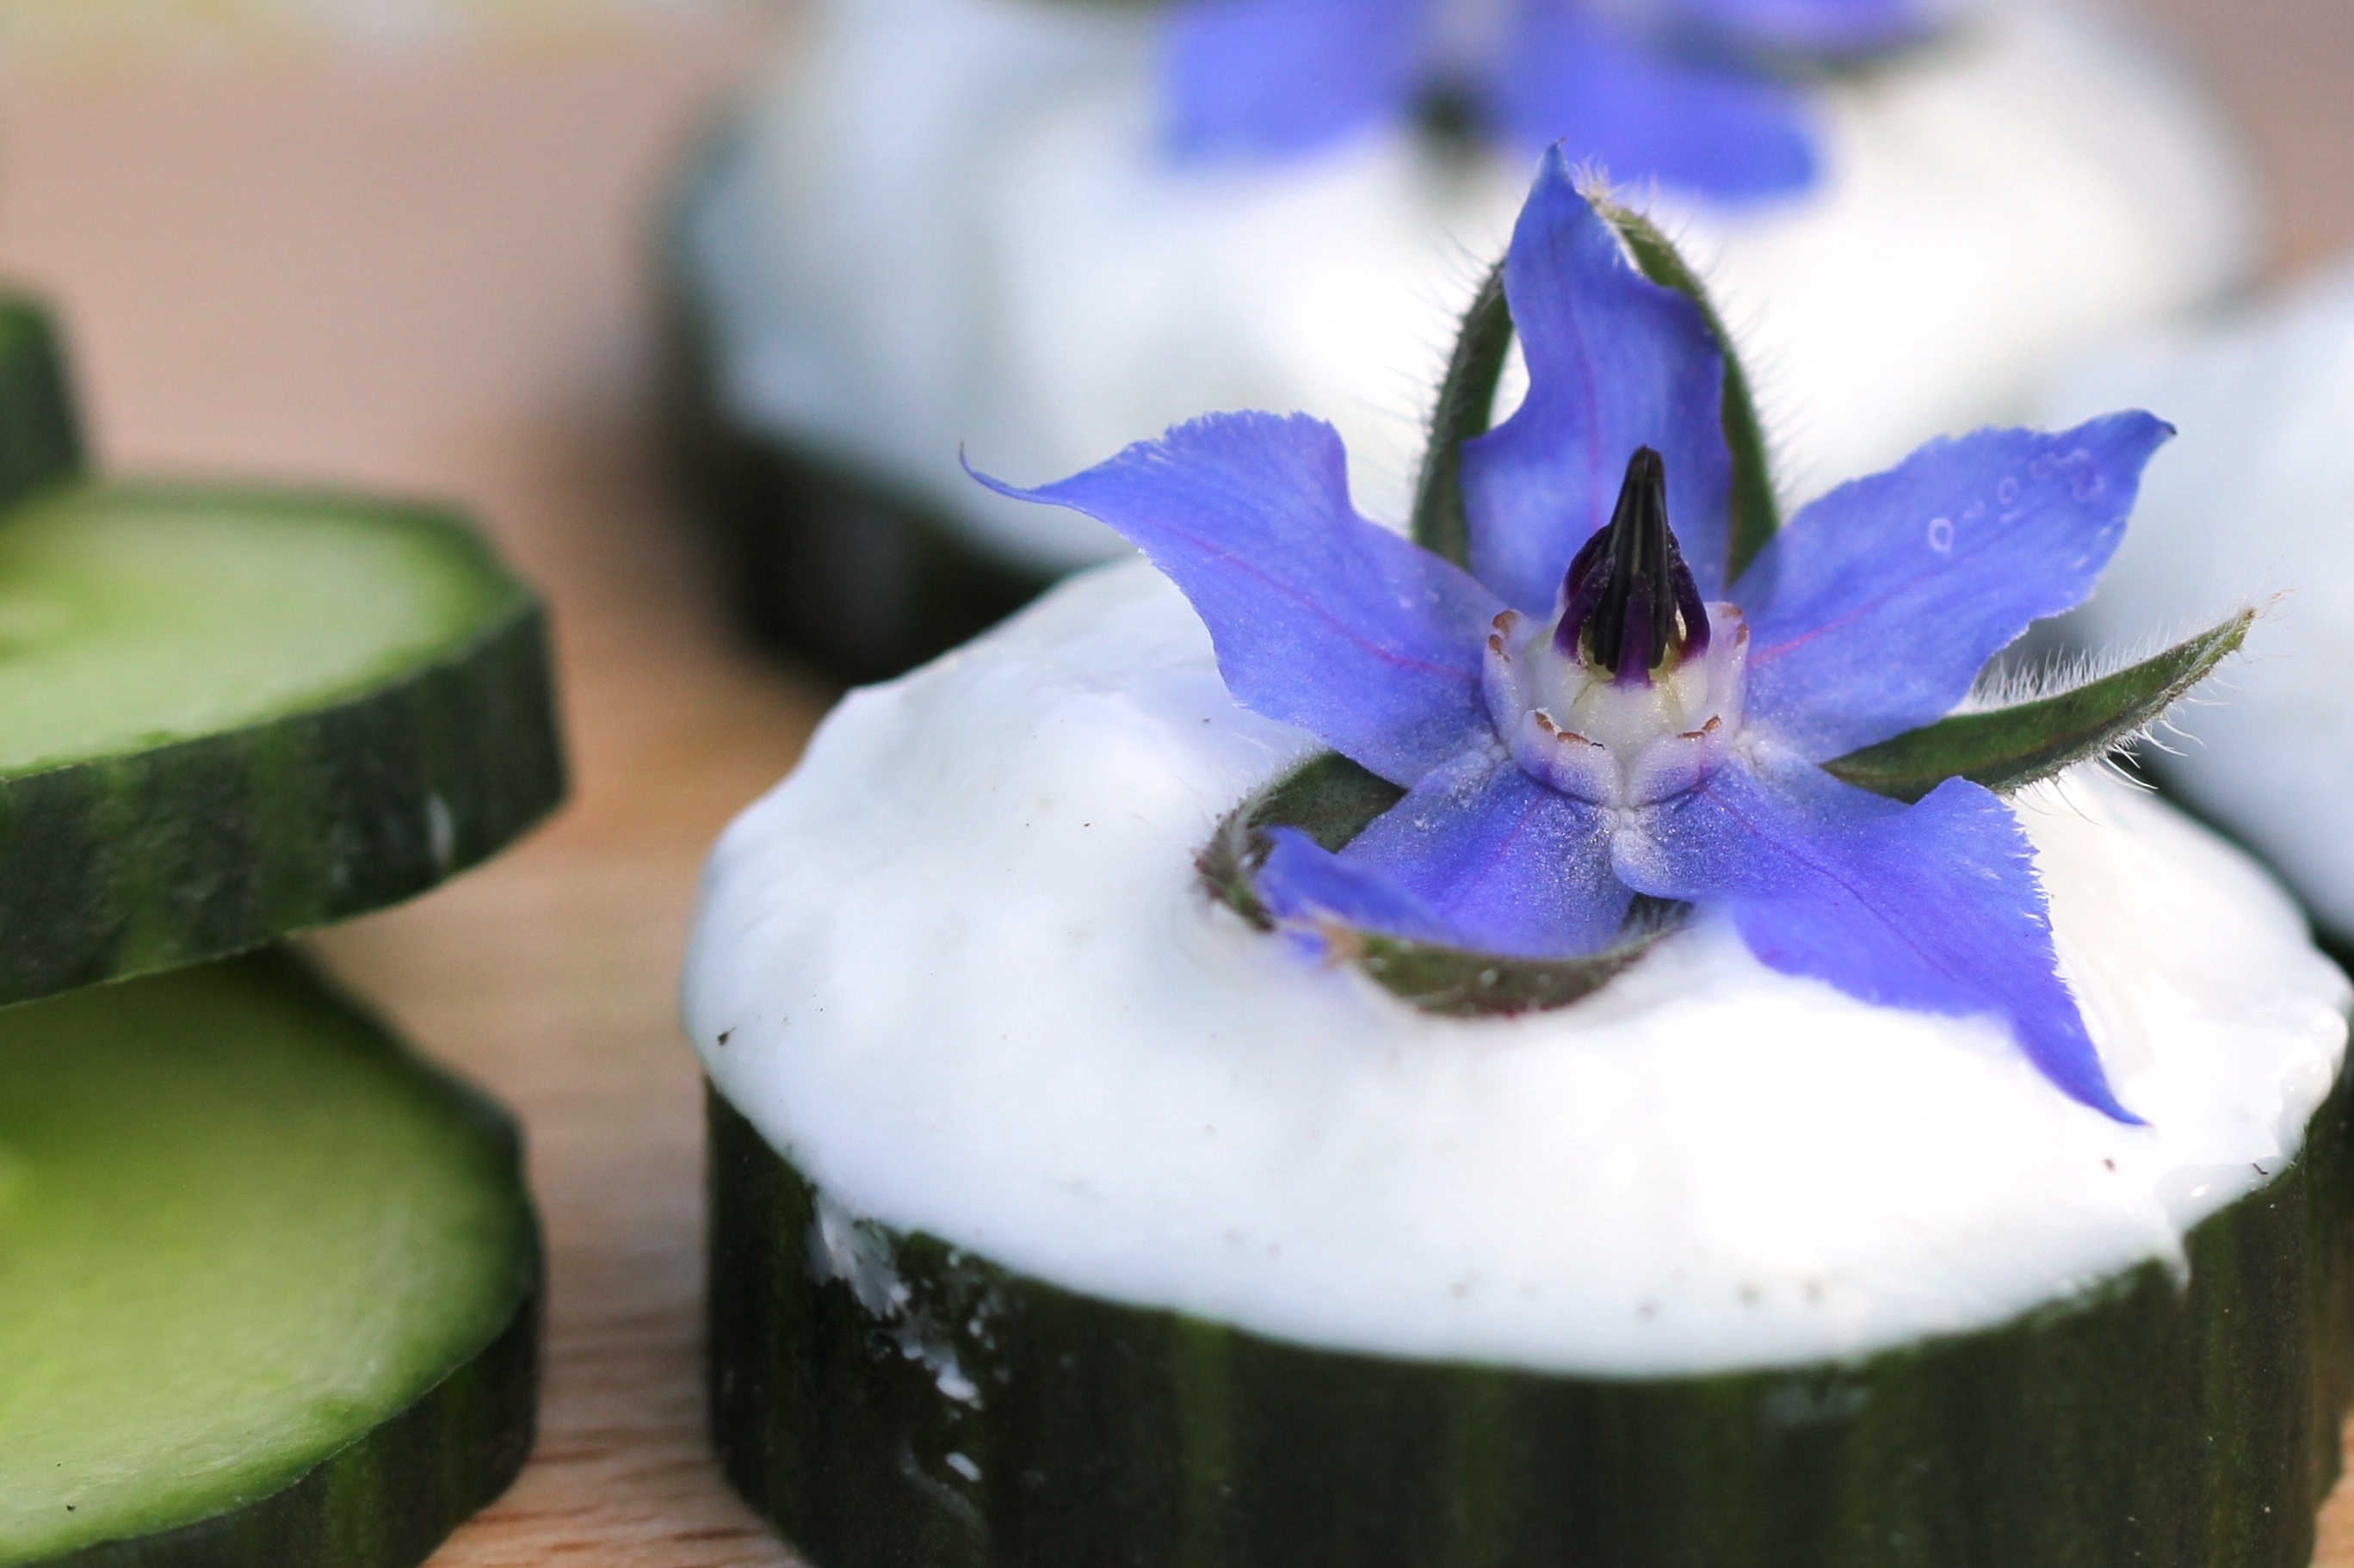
683,0,2250,572
685,562,2348,1377
2042,258,2354,937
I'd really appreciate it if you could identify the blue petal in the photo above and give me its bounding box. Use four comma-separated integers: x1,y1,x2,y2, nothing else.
1164,0,1430,159
1613,755,2137,1120
1737,414,2173,760
1461,148,1736,614
1256,827,1468,950
1662,0,1940,59
1328,742,1631,957
972,414,1504,786
1487,7,1817,201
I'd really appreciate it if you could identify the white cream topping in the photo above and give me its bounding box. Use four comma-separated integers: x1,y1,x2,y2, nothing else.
2042,259,2354,936
685,562,2348,1377
683,0,2250,572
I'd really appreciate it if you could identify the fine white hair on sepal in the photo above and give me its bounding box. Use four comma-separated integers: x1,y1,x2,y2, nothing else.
1570,159,1629,207
1412,227,1518,447
1964,596,2271,778
2008,770,2113,824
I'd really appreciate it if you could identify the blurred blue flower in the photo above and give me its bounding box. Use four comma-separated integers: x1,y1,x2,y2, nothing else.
1167,0,1945,196
982,149,2165,1120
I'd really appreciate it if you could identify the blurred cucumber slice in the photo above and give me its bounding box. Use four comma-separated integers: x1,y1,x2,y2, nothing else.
0,482,564,1005
0,952,539,1567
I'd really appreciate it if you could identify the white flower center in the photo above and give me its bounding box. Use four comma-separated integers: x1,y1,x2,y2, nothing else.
1482,602,1750,806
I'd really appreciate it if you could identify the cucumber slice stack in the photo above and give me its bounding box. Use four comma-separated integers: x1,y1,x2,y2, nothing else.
0,297,561,1568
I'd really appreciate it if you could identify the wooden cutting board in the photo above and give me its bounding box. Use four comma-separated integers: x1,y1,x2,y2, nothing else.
0,6,2346,1562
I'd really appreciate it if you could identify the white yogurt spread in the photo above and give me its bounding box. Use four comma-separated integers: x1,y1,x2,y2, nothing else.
683,0,2250,572
2042,259,2354,937
685,561,2349,1377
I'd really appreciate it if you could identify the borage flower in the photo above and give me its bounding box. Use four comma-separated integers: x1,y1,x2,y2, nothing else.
982,149,2246,1121
1168,0,1950,196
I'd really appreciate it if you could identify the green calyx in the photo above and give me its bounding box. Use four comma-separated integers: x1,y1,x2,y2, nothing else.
1196,751,1684,1020
1825,609,2256,804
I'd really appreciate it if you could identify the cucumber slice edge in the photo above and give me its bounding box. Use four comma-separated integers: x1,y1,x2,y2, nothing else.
0,951,544,1568
704,1061,2354,1568
0,484,566,1007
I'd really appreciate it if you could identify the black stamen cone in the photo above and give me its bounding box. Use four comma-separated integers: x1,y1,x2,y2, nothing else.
1555,448,1710,678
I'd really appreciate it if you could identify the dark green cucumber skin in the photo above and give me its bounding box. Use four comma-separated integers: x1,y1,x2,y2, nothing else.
659,133,1051,685
0,485,565,1009
0,294,83,513
24,948,544,1568
708,1066,2354,1568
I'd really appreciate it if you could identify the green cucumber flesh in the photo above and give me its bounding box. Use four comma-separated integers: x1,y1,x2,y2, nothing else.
0,481,564,1005
0,950,540,1567
707,1068,2354,1568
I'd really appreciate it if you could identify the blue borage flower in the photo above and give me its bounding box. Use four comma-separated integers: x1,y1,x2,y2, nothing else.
1166,0,1948,197
980,149,2203,1121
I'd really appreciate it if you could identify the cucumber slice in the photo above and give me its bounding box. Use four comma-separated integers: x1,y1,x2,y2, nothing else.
0,481,564,1006
707,1071,2354,1568
0,295,82,515
0,951,539,1567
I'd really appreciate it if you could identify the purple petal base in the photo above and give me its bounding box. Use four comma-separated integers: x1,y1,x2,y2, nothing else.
1260,744,1630,959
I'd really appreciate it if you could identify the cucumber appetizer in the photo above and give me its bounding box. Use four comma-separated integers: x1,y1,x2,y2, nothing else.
688,560,2354,1568
0,292,558,1565
0,955,539,1568
683,161,2353,1565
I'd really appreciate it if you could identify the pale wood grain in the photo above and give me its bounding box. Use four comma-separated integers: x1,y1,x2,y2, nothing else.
0,9,2346,1563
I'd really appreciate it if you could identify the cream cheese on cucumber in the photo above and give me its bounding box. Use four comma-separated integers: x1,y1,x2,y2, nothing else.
685,560,2350,1378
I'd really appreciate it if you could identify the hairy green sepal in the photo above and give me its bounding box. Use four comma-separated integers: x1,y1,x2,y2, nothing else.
1408,263,1511,568
1198,751,1682,1018
1824,610,2253,804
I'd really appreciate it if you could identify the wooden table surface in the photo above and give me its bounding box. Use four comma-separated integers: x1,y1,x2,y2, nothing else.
0,3,2346,1562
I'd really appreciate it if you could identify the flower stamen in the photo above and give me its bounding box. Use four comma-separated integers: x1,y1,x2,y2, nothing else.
1555,447,1712,682
1483,447,1747,806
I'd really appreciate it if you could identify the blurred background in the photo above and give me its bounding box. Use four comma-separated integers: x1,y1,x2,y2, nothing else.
0,0,2340,1561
